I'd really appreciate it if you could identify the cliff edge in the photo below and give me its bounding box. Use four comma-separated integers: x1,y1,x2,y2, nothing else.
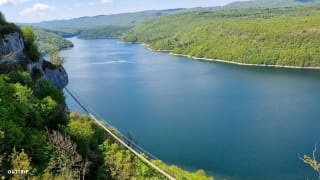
0,27,68,90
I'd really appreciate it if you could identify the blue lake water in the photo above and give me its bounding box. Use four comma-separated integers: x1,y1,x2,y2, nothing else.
62,38,320,179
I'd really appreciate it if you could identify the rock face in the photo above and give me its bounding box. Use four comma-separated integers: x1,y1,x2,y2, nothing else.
43,60,69,90
27,59,69,90
0,32,25,63
1,32,68,90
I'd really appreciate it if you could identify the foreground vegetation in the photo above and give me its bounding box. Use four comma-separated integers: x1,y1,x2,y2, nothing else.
1,12,213,179
0,66,213,179
124,5,320,67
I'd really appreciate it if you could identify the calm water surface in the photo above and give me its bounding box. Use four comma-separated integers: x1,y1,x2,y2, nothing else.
62,38,320,179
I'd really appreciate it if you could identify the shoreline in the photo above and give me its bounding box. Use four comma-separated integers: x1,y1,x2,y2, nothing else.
142,43,320,70
70,39,320,70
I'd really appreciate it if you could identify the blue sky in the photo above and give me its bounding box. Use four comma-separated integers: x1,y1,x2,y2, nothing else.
0,0,244,23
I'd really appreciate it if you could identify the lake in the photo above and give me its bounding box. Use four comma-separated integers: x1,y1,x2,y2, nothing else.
62,37,320,179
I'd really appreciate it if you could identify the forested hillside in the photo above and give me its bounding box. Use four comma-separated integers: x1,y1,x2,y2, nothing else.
78,25,132,39
123,5,320,67
26,0,320,40
30,27,73,53
225,0,320,9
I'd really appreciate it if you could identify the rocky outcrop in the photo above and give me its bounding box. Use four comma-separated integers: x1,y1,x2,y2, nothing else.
26,58,69,90
1,32,68,90
0,32,25,63
44,67,68,90
42,60,68,90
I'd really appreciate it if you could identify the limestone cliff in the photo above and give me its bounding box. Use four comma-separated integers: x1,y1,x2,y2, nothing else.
25,58,68,90
42,60,68,90
0,32,25,63
0,31,68,90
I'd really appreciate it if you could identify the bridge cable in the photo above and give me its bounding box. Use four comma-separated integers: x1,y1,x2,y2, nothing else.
65,87,160,160
64,87,176,180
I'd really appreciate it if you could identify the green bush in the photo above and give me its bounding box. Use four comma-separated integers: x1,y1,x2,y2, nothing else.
26,43,41,62
34,79,65,105
67,113,94,156
48,49,65,66
23,27,35,45
22,27,41,62
7,71,33,87
0,62,24,74
0,12,6,24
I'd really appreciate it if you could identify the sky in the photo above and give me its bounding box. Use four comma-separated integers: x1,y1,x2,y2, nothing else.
0,0,245,23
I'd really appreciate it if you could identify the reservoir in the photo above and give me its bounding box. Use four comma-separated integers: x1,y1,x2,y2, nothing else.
62,37,320,179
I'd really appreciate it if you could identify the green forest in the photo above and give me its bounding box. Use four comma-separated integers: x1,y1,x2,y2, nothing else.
123,5,320,67
30,27,73,53
1,12,213,180
78,25,132,39
224,0,320,9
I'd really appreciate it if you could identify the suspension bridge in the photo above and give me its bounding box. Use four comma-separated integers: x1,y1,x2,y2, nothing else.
65,87,176,180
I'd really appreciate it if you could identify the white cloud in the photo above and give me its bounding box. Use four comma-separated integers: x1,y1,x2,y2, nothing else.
19,3,54,15
100,0,112,4
0,0,30,5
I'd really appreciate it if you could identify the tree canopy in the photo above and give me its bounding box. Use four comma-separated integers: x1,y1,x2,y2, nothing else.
22,27,41,62
30,27,73,53
124,5,320,67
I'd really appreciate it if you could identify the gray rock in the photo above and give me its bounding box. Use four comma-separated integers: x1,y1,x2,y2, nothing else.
0,32,25,63
0,32,69,90
44,64,69,90
27,58,69,90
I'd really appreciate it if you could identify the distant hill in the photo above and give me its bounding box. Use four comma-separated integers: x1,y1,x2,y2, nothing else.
26,9,185,36
24,0,320,40
29,1,320,33
225,0,320,8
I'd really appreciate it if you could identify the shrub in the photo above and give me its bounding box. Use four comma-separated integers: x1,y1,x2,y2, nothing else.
0,12,6,24
7,71,33,87
34,79,65,105
67,113,94,156
22,27,41,62
48,49,65,66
